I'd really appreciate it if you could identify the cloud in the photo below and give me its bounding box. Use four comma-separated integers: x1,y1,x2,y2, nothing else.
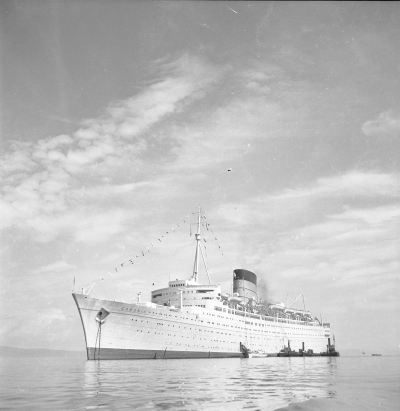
218,170,400,231
271,170,400,201
14,207,133,243
239,63,283,94
273,211,399,288
73,209,131,243
75,54,222,142
36,134,74,150
169,97,284,171
2,52,318,247
0,141,37,177
0,55,223,242
362,110,400,137
330,204,400,225
215,169,400,307
33,260,76,274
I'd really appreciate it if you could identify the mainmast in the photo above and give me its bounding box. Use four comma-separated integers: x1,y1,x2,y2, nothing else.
192,207,201,282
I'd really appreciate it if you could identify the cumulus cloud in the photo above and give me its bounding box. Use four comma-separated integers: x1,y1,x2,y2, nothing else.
0,55,223,242
362,110,400,137
0,141,37,177
169,97,284,171
73,209,131,243
218,170,400,230
75,54,222,142
271,170,400,201
272,206,399,287
239,62,284,94
36,134,73,150
330,204,400,225
2,52,314,247
215,169,400,307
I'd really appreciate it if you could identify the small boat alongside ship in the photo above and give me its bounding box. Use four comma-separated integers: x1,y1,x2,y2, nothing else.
73,209,339,360
276,338,339,357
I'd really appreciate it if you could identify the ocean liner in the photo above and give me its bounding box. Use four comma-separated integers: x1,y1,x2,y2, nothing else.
73,210,336,360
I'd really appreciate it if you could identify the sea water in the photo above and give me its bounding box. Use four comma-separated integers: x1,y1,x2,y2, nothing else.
0,354,399,410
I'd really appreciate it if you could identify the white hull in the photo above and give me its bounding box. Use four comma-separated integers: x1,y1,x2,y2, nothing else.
73,293,331,360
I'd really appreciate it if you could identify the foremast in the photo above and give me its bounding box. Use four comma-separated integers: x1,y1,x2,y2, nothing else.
191,207,202,283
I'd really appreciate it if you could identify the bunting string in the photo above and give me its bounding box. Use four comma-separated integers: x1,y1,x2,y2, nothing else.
110,212,225,276
201,215,224,257
85,211,226,294
113,215,190,272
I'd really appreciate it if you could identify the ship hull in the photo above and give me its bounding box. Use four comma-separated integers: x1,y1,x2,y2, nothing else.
73,293,331,360
86,347,243,360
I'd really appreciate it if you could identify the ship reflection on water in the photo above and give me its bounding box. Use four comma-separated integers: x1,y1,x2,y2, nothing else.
81,357,337,410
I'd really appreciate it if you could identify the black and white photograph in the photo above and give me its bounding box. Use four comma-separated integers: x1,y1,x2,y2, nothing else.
1,1,399,410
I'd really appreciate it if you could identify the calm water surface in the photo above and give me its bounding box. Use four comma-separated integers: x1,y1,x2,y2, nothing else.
1,354,399,410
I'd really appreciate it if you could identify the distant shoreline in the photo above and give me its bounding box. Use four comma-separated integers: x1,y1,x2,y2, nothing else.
0,345,84,357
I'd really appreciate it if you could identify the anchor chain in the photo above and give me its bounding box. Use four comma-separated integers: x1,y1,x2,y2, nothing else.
94,318,102,360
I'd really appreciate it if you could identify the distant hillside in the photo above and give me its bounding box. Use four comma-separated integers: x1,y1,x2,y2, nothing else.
0,346,85,358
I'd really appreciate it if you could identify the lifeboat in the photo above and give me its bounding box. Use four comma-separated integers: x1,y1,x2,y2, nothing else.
228,296,243,304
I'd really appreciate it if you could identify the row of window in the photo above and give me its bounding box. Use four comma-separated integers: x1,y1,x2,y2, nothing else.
117,306,321,337
118,306,324,337
127,316,322,338
124,325,324,352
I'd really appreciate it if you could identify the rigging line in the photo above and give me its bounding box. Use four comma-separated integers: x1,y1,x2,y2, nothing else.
114,214,191,273
94,322,100,360
199,245,211,285
203,217,215,236
203,241,208,260
97,321,102,361
202,217,224,256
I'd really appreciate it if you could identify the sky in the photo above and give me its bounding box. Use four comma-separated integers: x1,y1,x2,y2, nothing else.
0,1,399,354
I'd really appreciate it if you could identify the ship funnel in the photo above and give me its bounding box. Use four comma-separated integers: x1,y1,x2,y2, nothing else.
233,269,257,304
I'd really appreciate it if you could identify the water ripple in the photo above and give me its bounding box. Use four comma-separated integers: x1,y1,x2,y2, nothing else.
1,356,399,410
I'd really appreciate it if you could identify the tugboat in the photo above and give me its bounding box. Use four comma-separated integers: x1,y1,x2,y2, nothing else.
277,337,339,357
277,341,303,357
320,336,340,357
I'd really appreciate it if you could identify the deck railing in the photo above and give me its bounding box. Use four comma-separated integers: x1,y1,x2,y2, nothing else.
214,305,320,326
